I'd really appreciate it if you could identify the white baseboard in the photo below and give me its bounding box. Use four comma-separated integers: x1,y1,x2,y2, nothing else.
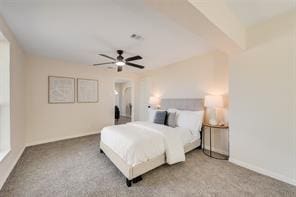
0,146,25,189
26,131,100,147
229,158,296,186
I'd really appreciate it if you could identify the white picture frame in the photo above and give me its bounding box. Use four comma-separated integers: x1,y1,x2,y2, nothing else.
48,76,75,104
77,78,98,103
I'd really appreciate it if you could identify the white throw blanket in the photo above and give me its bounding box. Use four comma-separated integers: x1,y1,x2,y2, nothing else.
127,122,185,164
101,121,185,166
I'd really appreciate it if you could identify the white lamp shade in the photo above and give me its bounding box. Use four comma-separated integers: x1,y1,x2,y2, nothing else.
149,96,160,107
204,95,223,108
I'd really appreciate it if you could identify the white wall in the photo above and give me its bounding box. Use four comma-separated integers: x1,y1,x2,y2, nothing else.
0,16,26,189
137,51,229,153
229,11,296,185
138,51,228,118
25,55,138,146
0,38,10,156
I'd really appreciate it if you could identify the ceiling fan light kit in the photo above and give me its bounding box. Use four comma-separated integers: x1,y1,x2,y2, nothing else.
115,61,125,66
94,50,144,72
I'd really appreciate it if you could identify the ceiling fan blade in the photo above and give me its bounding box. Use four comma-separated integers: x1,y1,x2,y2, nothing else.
125,55,142,62
99,54,116,60
93,62,115,66
117,66,123,72
126,62,145,69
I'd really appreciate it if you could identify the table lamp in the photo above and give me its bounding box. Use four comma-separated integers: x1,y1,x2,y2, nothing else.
148,96,161,109
204,95,223,125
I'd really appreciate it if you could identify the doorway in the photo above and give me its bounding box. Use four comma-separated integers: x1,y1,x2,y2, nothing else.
114,79,133,125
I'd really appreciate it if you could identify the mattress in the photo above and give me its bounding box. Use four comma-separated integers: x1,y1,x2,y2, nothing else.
100,121,199,166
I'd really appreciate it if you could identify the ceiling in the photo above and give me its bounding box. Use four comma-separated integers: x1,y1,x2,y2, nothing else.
226,0,296,27
0,0,212,70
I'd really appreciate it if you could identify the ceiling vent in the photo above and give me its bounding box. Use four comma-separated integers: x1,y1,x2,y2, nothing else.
130,34,143,40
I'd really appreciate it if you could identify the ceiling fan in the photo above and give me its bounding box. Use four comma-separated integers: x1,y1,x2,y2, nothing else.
93,50,144,72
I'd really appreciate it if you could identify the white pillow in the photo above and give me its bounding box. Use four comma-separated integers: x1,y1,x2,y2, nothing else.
176,110,204,136
167,108,179,114
167,108,180,119
148,108,166,122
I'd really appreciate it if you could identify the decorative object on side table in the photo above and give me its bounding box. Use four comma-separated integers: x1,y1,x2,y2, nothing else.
202,123,229,160
204,95,223,125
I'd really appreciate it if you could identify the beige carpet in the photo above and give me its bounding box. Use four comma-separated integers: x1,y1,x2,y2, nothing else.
0,134,295,197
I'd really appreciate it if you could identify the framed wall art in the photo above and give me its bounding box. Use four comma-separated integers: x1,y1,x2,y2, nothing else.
77,78,98,103
48,76,75,104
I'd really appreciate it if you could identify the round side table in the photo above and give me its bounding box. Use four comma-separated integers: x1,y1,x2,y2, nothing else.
202,123,229,160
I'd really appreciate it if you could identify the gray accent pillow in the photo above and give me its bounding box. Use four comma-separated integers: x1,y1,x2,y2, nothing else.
166,112,177,128
153,111,167,125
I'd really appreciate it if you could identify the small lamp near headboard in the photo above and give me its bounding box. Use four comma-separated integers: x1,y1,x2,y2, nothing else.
148,96,161,109
204,95,223,125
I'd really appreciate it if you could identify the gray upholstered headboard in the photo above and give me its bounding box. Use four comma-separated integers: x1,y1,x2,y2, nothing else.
160,98,204,111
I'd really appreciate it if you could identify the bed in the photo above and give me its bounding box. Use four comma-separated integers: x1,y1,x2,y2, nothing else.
100,98,204,187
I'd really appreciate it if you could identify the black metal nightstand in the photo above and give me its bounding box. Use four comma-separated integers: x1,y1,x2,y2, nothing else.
202,123,229,160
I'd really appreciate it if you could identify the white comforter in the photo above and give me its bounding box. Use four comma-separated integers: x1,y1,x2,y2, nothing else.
100,121,193,166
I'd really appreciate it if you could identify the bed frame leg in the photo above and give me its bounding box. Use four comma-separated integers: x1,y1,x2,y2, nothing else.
133,176,143,183
126,178,132,187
